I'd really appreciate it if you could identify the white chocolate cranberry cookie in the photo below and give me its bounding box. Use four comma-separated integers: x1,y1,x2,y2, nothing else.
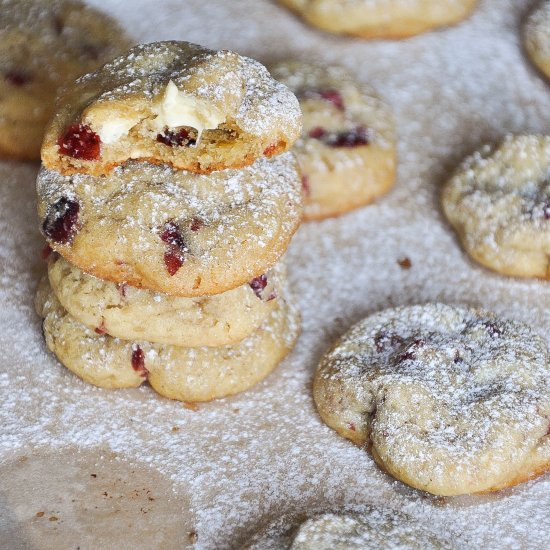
314,303,550,496
47,254,285,347
0,0,132,160
41,41,302,176
37,154,302,297
278,0,477,40
271,61,396,220
442,135,550,279
35,277,300,402
247,508,451,549
524,1,550,80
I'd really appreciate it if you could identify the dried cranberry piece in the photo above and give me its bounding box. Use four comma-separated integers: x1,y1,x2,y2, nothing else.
301,175,311,196
189,217,204,232
542,200,550,220
308,127,326,140
160,221,188,276
249,274,268,299
131,345,148,378
42,198,80,244
309,126,370,148
5,71,30,86
303,89,345,111
157,128,196,147
58,124,101,160
94,318,106,335
399,338,426,361
374,332,404,353
164,250,184,276
453,349,462,363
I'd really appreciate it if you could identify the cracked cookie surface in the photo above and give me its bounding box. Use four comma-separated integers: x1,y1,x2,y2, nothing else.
314,303,550,496
442,135,550,279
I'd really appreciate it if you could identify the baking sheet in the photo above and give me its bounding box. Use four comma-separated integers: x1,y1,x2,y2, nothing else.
2,0,550,548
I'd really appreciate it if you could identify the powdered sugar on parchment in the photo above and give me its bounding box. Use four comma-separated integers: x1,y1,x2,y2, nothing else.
3,0,550,549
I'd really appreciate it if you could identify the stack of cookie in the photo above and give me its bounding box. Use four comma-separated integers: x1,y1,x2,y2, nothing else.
35,41,303,402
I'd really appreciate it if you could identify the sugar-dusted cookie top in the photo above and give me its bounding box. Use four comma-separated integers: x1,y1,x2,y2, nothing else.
442,135,550,279
270,60,396,220
314,303,550,496
0,0,133,160
37,153,302,297
278,0,478,40
41,41,302,176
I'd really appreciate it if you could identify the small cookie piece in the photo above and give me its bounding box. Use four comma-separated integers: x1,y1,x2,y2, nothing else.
41,41,302,176
524,1,550,80
271,61,396,220
0,0,132,160
313,303,550,496
37,154,302,297
36,278,300,402
48,254,284,347
278,0,477,40
442,135,550,279
247,508,451,549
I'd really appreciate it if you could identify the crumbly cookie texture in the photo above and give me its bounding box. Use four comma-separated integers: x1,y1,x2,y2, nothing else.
41,41,302,176
270,60,396,221
37,154,302,297
0,0,132,160
313,303,550,496
524,1,550,79
278,0,477,39
246,507,451,550
47,254,285,347
442,135,550,279
35,277,300,402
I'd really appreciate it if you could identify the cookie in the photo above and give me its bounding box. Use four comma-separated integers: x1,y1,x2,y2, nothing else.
40,41,302,176
47,254,285,347
313,303,550,496
36,277,300,402
247,508,451,549
524,1,550,80
37,154,302,297
270,61,396,220
278,0,477,40
0,0,132,160
442,135,550,279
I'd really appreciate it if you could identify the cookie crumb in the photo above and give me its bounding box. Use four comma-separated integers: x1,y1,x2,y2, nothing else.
397,257,412,269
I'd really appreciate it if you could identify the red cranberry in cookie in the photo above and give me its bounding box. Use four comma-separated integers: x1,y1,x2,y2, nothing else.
58,124,101,160
42,198,80,244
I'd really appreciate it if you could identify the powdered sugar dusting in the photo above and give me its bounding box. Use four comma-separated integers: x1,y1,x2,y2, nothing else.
3,0,550,548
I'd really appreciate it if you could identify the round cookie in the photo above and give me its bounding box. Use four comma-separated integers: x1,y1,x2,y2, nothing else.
35,277,300,402
37,154,302,297
524,1,550,80
278,0,477,40
47,254,285,347
0,0,133,160
247,508,451,549
313,303,550,496
41,41,302,176
270,61,396,221
442,135,550,279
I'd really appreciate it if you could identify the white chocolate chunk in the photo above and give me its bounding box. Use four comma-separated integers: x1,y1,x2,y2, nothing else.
151,80,226,137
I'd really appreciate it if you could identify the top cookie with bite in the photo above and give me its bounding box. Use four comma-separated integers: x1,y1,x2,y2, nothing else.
41,41,302,176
